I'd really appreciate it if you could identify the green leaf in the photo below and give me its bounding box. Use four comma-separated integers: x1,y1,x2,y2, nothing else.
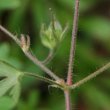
0,96,14,110
0,60,23,108
0,0,20,10
10,82,21,105
40,19,68,50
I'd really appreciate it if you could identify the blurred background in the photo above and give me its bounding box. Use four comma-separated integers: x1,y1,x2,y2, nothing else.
0,0,110,110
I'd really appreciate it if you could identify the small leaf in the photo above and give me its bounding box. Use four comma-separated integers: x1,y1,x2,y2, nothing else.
0,60,23,108
40,17,68,50
10,82,21,105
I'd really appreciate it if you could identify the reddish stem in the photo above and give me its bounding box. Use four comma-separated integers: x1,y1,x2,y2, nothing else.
64,90,71,110
67,0,80,85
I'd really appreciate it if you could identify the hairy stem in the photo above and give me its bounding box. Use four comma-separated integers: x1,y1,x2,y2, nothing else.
67,0,80,85
0,25,60,81
70,62,110,89
24,72,63,88
24,51,60,80
64,90,71,110
64,1,80,110
0,25,21,46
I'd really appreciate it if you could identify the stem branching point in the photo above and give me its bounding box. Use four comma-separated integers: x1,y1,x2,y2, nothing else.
0,25,60,81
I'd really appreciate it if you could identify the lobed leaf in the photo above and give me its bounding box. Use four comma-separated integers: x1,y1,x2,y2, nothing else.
0,60,23,108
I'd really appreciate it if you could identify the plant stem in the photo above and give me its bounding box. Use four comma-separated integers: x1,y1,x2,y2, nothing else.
65,1,80,110
70,62,110,89
67,0,80,85
24,51,60,80
64,90,71,110
24,72,63,88
0,25,60,81
42,50,54,64
0,25,21,46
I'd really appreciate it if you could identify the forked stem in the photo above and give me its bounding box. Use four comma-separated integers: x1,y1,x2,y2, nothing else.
65,0,80,110
0,25,60,81
24,51,60,80
42,50,54,64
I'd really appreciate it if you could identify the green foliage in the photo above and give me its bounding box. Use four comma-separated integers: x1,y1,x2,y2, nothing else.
80,17,110,40
84,84,110,110
0,96,14,110
40,17,68,50
0,44,22,68
0,0,110,110
17,91,40,110
0,0,20,10
0,60,22,109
